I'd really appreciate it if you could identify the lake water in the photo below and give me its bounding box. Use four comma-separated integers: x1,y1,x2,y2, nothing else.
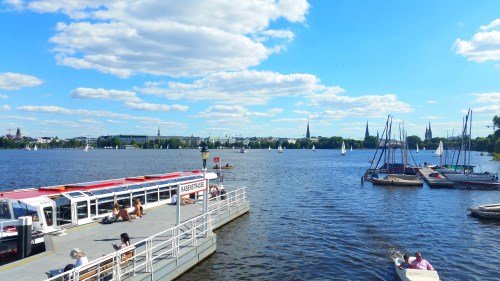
0,149,499,280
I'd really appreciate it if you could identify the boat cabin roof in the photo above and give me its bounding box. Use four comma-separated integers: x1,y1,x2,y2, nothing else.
0,170,206,200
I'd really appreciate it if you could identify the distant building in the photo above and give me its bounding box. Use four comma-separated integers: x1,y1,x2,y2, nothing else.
365,121,370,140
425,122,433,140
306,121,311,139
15,128,22,140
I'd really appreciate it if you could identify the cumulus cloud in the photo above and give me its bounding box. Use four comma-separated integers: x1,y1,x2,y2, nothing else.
12,0,310,78
71,87,141,102
471,92,500,103
0,72,43,90
464,92,500,115
306,90,412,118
1,105,11,111
136,70,326,105
0,94,9,99
195,105,283,124
453,19,500,62
124,102,188,112
17,105,186,127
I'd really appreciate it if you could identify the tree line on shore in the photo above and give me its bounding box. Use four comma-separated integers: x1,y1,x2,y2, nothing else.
1,116,498,154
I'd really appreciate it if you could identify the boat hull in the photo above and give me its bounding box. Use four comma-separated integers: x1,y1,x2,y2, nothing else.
468,204,500,220
371,175,423,187
394,258,440,281
443,173,496,183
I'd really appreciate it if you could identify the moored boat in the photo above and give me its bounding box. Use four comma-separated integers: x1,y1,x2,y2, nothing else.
0,170,218,260
371,174,423,187
393,257,440,281
468,203,500,220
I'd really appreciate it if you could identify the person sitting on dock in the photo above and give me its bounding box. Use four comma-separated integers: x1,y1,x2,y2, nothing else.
132,198,144,218
116,204,132,222
182,195,196,205
398,254,411,270
112,202,120,219
70,248,88,268
411,252,434,270
113,233,131,250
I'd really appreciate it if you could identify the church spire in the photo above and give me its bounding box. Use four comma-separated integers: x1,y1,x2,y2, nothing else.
365,121,370,140
306,121,310,139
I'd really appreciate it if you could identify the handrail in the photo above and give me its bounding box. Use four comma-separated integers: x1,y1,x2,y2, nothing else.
0,219,19,239
45,187,248,281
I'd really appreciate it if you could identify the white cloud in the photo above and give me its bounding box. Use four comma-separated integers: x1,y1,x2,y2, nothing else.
0,94,9,99
453,19,500,62
427,100,438,104
15,0,310,78
1,105,11,111
17,105,186,127
465,105,500,115
124,102,188,112
106,119,126,124
136,70,325,105
71,87,141,102
471,92,500,103
195,105,283,124
307,91,412,118
0,72,43,90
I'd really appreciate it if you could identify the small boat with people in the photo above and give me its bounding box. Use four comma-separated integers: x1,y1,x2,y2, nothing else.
468,203,500,220
0,170,219,260
213,164,234,170
393,255,440,281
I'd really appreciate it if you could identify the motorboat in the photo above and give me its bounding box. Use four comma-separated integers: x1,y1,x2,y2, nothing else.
468,203,500,220
393,257,440,281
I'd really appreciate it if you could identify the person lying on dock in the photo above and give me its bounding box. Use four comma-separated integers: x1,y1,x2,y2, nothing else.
113,233,131,250
398,254,411,270
411,252,434,270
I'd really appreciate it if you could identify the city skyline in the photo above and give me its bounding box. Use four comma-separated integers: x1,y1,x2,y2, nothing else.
0,1,499,139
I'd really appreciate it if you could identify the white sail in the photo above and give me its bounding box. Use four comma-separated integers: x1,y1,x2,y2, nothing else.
33,144,38,151
341,141,346,156
416,143,419,153
435,141,443,156
268,146,271,151
278,145,283,153
312,145,315,151
350,145,353,152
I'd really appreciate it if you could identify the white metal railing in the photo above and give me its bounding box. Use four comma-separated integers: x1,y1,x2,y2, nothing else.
45,187,247,281
0,219,19,239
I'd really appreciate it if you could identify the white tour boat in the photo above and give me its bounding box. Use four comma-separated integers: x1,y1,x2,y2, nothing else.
0,170,218,259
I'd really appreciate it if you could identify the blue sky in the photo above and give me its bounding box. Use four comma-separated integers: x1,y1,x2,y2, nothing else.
0,0,498,139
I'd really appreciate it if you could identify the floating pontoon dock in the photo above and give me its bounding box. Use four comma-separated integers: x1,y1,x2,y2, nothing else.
417,167,453,188
0,188,249,281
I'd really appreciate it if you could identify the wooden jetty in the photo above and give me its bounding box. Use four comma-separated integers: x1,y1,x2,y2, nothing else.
417,167,454,188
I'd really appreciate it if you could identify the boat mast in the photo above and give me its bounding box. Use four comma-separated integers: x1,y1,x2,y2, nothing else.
468,110,472,173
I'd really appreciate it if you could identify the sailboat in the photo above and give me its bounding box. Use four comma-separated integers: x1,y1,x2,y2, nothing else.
312,145,316,152
115,145,118,150
25,145,31,151
341,141,346,156
278,145,283,153
350,145,353,152
167,144,169,150
416,143,419,153
268,146,271,151
33,144,38,151
435,141,443,166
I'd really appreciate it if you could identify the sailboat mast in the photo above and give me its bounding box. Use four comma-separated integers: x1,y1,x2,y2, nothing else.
468,110,472,173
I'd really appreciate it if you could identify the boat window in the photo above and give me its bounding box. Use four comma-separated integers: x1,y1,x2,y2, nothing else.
97,196,114,215
109,186,125,193
55,196,72,225
12,202,39,221
146,188,159,203
116,194,131,208
132,191,145,205
76,201,88,220
0,201,11,219
91,189,112,196
43,206,53,226
67,192,85,198
90,199,96,216
159,187,171,200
